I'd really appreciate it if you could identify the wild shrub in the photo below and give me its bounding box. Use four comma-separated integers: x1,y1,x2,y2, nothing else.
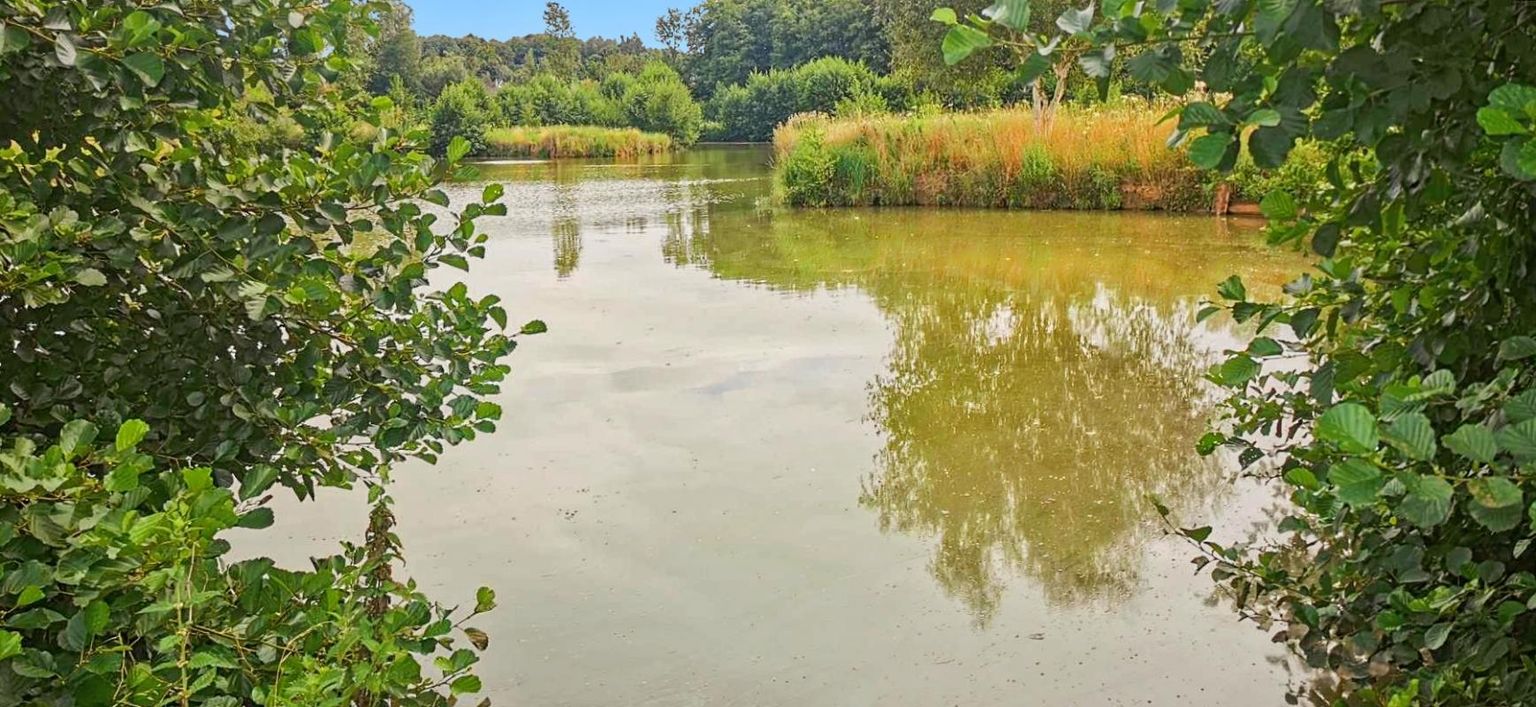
429,78,493,156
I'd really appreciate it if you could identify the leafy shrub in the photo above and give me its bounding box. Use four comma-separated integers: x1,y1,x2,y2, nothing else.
429,78,493,156
706,57,885,142
1225,140,1331,203
620,63,703,145
0,0,527,702
834,91,890,119
0,414,494,704
776,125,838,207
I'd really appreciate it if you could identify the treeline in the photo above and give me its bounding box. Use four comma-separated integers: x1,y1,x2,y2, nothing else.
360,0,1150,153
428,62,702,155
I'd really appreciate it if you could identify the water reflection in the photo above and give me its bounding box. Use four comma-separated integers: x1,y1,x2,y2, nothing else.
670,207,1303,623
459,150,1306,625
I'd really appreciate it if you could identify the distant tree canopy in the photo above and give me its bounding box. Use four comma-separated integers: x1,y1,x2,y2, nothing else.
675,0,890,97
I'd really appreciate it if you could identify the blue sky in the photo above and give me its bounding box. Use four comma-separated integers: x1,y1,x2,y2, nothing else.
406,0,677,41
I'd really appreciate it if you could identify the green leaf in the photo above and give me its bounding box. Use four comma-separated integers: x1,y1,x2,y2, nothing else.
1188,132,1234,169
520,319,549,335
1478,107,1527,136
1468,478,1523,532
1424,623,1452,651
1501,140,1536,180
1248,108,1282,127
0,629,20,661
1316,403,1378,454
183,467,213,492
1213,354,1260,387
475,586,497,613
59,419,99,459
1079,46,1114,79
1498,336,1536,361
1489,84,1536,115
481,183,504,204
1216,274,1246,301
441,255,470,271
1285,467,1319,489
930,7,959,24
62,602,108,651
942,25,993,66
1384,413,1436,461
1179,102,1228,129
240,465,280,501
447,136,472,162
1508,390,1536,424
1417,370,1456,398
1055,5,1094,34
1247,337,1283,357
0,24,32,55
1330,459,1384,506
1196,432,1225,455
74,268,106,286
1248,126,1295,168
115,419,149,451
1290,308,1320,338
236,507,275,530
1445,424,1498,464
449,675,482,695
1399,475,1454,529
54,33,76,66
0,403,10,426
1259,190,1297,220
105,462,142,492
1311,223,1341,257
1497,419,1536,460
983,0,1031,30
122,52,165,87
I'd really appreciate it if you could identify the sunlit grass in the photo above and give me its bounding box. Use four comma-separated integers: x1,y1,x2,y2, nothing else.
483,125,674,159
773,104,1210,210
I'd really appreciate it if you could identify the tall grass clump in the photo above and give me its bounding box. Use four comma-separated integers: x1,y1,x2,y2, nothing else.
773,105,1210,211
482,126,674,159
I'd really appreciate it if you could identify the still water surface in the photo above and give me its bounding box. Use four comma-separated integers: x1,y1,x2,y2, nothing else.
252,146,1316,705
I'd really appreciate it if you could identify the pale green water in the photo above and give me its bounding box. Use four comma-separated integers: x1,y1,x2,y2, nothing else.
250,146,1318,705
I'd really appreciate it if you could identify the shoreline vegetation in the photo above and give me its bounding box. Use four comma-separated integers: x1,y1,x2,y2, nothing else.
774,105,1208,211
771,105,1327,212
483,125,675,158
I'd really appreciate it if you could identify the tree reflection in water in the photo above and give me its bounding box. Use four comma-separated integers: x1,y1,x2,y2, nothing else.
669,206,1306,624
862,282,1230,623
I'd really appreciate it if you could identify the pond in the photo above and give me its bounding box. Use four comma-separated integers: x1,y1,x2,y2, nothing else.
248,146,1317,705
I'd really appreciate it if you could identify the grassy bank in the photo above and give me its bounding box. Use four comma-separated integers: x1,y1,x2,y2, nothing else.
482,125,675,159
773,106,1212,211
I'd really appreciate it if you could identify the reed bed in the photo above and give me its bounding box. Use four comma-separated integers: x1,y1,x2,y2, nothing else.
483,125,674,159
773,105,1211,211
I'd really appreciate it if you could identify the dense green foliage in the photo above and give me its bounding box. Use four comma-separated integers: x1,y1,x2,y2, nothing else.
704,57,906,141
429,62,702,152
669,0,889,97
0,0,533,701
429,78,495,157
0,415,497,704
416,28,654,97
944,0,1536,702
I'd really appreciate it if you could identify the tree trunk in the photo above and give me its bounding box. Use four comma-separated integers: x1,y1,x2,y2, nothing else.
1046,64,1070,129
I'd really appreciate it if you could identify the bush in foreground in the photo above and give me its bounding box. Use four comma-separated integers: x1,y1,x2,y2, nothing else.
773,105,1207,210
483,125,674,159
